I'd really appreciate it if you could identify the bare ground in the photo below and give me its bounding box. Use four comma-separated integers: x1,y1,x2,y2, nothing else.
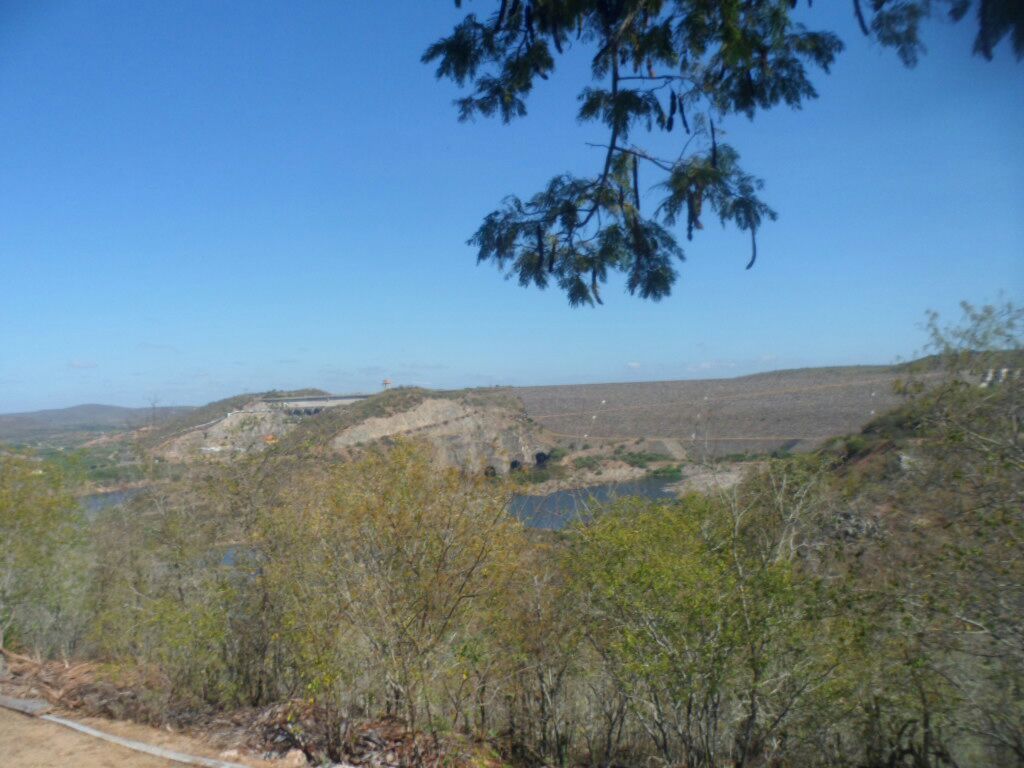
0,652,470,768
0,705,294,767
0,707,177,767
514,366,921,457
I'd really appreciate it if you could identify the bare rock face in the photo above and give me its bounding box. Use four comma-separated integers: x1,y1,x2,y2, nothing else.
330,397,543,475
148,390,559,476
159,405,297,460
280,747,308,766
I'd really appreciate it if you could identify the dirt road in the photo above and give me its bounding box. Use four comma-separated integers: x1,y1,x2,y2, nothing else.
0,706,176,767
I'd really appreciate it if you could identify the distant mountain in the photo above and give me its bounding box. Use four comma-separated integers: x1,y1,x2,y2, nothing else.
0,403,195,445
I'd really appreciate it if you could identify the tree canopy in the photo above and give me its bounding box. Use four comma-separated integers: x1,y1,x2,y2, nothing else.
424,1,1022,305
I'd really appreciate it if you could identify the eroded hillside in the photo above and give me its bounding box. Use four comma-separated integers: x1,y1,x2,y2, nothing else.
278,388,554,475
149,387,558,476
141,366,948,477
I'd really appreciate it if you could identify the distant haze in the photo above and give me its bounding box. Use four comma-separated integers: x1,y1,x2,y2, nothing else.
0,403,193,443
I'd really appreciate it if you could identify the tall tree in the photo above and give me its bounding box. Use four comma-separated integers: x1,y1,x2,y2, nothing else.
425,1,1021,305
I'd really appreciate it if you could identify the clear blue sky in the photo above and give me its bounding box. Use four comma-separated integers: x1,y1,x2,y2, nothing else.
1,1,1021,412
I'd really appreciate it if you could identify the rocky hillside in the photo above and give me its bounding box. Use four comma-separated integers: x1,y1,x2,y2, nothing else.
144,387,556,476
278,388,553,475
140,365,946,473
144,389,332,459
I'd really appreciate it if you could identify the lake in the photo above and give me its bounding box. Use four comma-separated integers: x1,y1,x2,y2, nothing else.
83,479,679,531
509,478,677,530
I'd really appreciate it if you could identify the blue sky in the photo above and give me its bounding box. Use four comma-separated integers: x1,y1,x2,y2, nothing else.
1,1,1021,412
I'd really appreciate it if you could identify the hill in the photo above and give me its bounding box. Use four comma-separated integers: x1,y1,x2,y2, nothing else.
142,388,336,458
0,403,193,446
151,386,554,475
133,365,944,485
3,365,932,456
513,365,935,458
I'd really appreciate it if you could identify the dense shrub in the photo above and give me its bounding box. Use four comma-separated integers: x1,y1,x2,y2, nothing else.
0,452,85,656
572,455,601,471
2,304,1019,767
646,463,683,481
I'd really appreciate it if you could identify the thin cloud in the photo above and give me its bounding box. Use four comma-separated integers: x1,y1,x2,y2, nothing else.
68,360,98,370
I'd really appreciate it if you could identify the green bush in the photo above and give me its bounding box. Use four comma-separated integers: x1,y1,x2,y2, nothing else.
646,464,683,481
547,447,568,463
843,435,869,457
617,451,672,468
566,495,842,768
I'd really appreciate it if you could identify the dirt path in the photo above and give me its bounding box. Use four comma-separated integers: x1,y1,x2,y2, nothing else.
0,707,176,767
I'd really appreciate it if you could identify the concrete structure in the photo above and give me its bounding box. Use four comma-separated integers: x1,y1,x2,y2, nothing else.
255,394,369,417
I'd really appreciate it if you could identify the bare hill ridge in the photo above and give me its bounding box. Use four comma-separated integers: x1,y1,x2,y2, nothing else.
137,364,924,469
236,388,551,476
0,403,194,445
135,387,553,477
513,365,918,457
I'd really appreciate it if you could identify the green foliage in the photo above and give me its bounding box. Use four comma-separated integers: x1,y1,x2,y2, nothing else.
38,444,146,487
566,494,843,767
716,451,766,462
424,1,840,303
869,300,1024,764
842,434,869,457
572,455,601,471
0,451,85,655
85,478,249,707
6,303,1021,767
925,298,1023,368
260,442,524,757
645,463,682,481
614,449,671,468
546,446,568,462
427,2,1019,305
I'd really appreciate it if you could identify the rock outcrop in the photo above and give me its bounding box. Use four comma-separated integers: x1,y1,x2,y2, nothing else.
330,397,544,475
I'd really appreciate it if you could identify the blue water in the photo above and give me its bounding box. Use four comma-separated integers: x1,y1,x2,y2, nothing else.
509,478,677,530
81,488,143,516
83,480,677,531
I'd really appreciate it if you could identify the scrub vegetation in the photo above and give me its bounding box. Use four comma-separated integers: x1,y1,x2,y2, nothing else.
1,303,1022,767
